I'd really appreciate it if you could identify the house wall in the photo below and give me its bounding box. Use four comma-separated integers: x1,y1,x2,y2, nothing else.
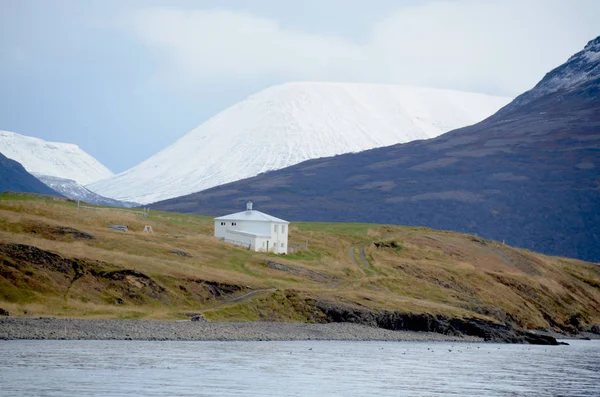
214,221,228,239
228,232,255,250
254,236,270,252
214,219,289,254
253,222,289,254
269,222,289,254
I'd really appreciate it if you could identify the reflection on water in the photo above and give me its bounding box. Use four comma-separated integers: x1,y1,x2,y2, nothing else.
0,340,598,396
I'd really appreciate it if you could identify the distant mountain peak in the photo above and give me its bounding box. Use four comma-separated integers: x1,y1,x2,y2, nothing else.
0,130,81,152
542,36,600,90
582,35,600,57
0,130,113,185
508,36,600,110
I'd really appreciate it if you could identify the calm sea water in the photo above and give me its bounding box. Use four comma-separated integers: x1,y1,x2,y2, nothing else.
0,340,598,396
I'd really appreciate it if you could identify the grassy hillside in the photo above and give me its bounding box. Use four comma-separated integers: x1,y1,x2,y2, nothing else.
0,193,599,333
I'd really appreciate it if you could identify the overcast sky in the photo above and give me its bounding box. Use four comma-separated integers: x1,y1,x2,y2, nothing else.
1,0,599,173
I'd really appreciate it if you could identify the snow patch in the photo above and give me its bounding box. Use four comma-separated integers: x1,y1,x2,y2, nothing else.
584,51,600,63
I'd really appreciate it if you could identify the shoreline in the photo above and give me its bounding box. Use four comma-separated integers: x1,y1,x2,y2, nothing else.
2,318,597,342
1,317,483,342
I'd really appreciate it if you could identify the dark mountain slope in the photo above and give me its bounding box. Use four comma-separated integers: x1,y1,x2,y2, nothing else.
151,37,600,262
0,152,60,196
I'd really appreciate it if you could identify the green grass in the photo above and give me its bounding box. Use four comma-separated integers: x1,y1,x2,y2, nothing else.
224,252,264,278
0,192,77,208
293,222,380,236
281,248,324,261
0,279,42,303
0,192,60,202
147,210,213,226
204,289,322,322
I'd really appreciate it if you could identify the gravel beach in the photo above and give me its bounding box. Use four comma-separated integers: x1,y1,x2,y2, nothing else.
0,317,483,342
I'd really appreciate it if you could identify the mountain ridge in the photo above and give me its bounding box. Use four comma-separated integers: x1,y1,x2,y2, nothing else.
0,130,113,186
504,36,599,112
89,83,511,204
34,174,138,208
0,153,61,196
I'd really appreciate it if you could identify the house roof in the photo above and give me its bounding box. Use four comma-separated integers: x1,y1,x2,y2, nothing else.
215,209,289,223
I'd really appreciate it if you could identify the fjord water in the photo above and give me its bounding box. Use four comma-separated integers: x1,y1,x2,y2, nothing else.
1,340,598,396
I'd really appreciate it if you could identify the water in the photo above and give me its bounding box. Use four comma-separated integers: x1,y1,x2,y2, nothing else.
0,340,598,396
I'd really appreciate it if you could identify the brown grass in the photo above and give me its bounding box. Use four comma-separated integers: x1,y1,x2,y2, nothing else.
0,193,599,331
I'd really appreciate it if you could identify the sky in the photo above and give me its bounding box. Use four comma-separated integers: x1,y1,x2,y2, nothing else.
1,0,599,174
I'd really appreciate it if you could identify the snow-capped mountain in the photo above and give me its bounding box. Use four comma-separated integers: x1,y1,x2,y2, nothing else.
34,174,138,207
89,83,512,204
507,36,600,111
0,130,113,185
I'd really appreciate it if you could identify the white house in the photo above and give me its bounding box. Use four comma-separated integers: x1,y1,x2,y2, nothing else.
214,202,289,254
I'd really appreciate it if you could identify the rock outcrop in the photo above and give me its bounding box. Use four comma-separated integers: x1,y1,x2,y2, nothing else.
314,301,561,345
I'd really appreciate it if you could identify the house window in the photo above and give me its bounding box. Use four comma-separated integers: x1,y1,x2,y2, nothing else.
274,224,278,233
231,222,237,226
281,243,284,247
220,222,225,226
282,225,286,233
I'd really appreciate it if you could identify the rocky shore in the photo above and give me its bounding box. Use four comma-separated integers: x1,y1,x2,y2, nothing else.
0,317,483,342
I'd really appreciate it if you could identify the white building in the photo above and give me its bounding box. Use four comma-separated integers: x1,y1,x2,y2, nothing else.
214,202,289,254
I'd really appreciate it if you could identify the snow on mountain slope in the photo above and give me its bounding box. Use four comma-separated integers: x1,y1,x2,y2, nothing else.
89,82,512,204
34,174,138,207
507,36,600,111
0,130,113,185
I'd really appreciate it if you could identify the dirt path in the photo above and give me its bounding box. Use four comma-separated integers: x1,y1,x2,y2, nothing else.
348,242,372,271
347,230,414,275
201,288,277,312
